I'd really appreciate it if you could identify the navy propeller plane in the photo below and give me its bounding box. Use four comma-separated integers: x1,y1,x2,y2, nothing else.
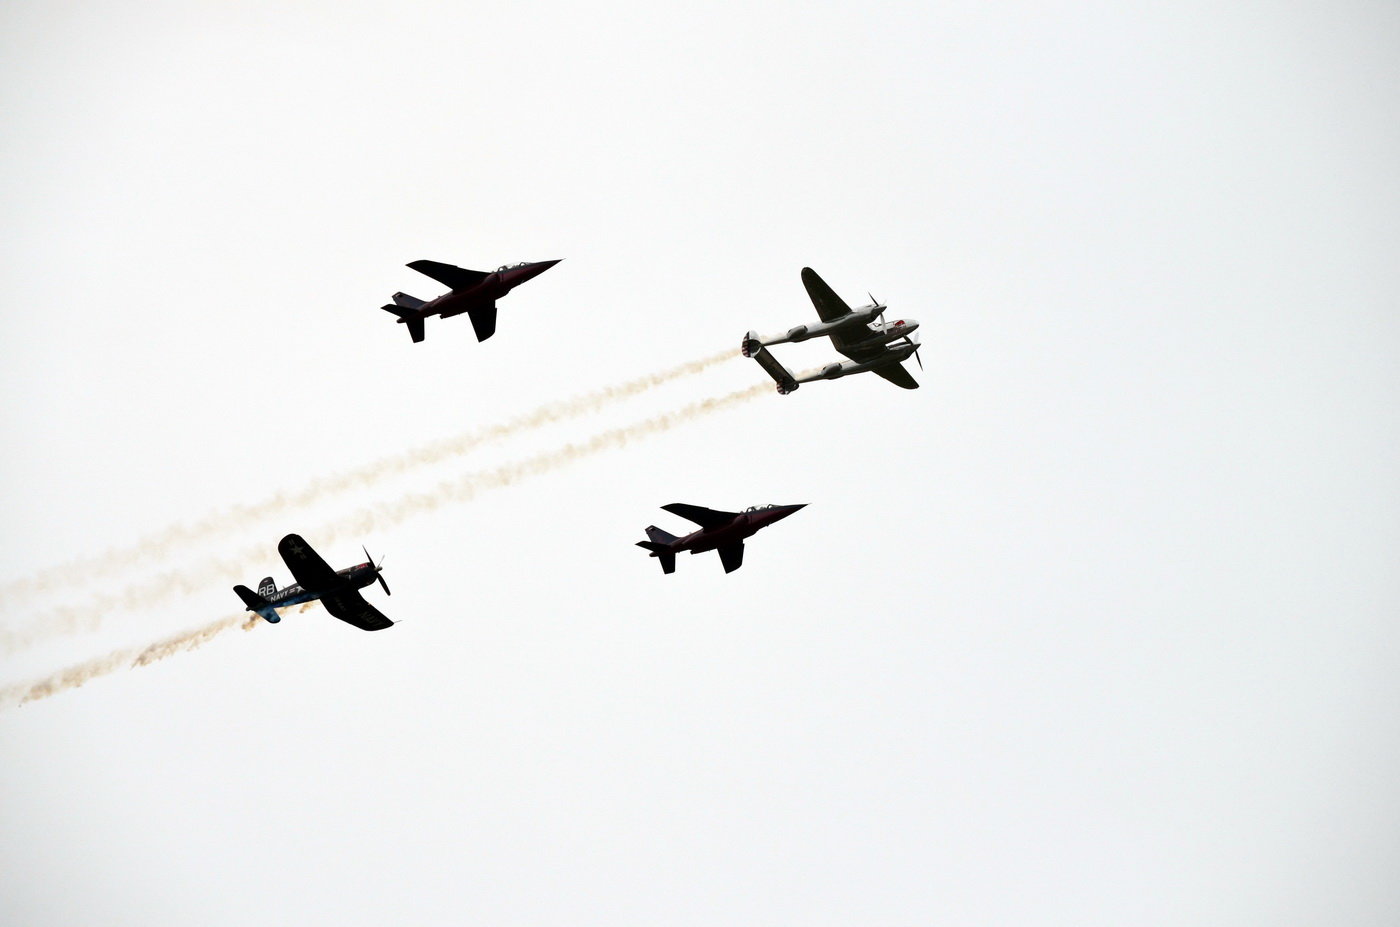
234,534,394,631
382,258,561,343
636,503,806,574
743,267,921,393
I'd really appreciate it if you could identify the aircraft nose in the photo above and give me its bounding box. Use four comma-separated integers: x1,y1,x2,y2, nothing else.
771,503,807,521
510,259,562,283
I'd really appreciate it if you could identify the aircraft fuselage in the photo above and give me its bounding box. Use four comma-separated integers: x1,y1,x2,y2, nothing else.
260,563,377,608
420,262,556,319
669,506,806,554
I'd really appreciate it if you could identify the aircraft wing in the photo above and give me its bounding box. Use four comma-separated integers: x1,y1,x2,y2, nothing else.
871,362,919,390
802,267,867,353
801,267,851,323
466,303,497,341
662,503,739,530
407,260,491,291
321,590,394,631
278,534,338,592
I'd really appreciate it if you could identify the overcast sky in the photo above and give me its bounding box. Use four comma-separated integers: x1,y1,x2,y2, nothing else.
2,2,1398,924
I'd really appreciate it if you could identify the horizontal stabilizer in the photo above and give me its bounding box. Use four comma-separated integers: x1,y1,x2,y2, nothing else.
382,305,426,342
635,541,676,574
233,584,281,624
747,344,799,394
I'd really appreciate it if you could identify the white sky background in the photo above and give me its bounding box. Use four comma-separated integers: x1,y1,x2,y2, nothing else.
2,1,1398,923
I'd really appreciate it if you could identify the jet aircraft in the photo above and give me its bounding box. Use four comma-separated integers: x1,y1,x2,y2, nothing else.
233,534,394,630
382,258,561,343
742,267,921,393
636,503,806,574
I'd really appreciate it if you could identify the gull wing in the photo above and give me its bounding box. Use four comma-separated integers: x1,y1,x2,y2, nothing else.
661,503,739,530
407,260,491,291
321,590,394,631
277,534,338,592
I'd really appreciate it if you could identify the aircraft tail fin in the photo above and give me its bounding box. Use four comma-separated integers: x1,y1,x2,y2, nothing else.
392,292,426,310
381,304,427,343
635,540,677,575
233,584,281,624
747,344,799,394
257,577,276,597
644,525,679,545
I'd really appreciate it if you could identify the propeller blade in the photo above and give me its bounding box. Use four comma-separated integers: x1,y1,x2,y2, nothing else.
363,543,390,594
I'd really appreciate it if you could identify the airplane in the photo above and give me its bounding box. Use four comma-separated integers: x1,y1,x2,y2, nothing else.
636,503,806,574
381,258,561,343
742,266,922,393
233,534,394,631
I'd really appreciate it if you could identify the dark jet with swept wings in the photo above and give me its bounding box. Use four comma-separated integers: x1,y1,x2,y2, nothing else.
742,267,921,393
381,258,561,343
233,534,394,630
636,503,806,574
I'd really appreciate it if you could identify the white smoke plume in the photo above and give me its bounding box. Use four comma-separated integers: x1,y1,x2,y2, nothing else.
0,349,735,611
0,612,262,711
1,380,771,655
0,602,327,711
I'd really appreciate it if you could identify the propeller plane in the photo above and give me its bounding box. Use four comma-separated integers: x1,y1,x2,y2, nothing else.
743,267,922,393
234,534,394,631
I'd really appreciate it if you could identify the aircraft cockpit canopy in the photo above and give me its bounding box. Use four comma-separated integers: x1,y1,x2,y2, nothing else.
742,504,777,513
496,262,530,272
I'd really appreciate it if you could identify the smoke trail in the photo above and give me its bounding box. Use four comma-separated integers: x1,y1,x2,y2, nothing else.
0,612,261,711
0,349,736,611
0,602,327,710
3,381,771,653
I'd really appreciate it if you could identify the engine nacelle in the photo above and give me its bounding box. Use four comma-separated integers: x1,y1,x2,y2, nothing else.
786,325,810,343
820,362,845,380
